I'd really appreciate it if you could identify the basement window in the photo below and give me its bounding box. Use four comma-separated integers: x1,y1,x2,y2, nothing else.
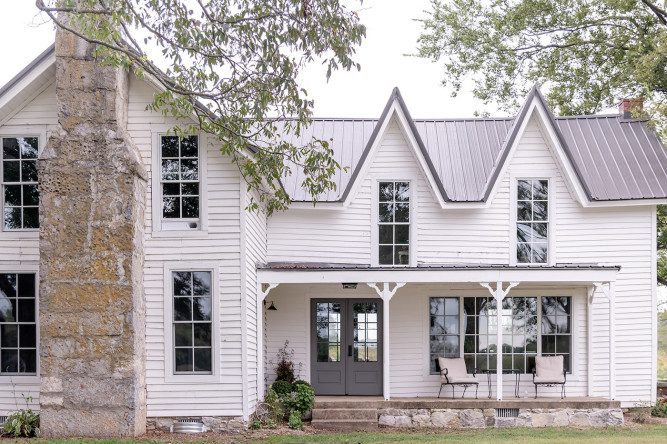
1,137,39,231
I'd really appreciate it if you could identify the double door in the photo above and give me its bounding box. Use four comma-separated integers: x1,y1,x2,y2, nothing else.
310,299,383,395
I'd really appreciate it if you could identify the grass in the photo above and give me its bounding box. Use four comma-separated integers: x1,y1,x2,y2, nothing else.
14,425,667,444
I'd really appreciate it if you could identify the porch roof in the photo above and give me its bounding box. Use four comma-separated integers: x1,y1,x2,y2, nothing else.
256,262,620,285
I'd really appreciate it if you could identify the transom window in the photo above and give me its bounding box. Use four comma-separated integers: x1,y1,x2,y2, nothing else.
516,179,548,263
429,296,571,375
172,271,212,374
0,273,37,374
378,181,409,266
2,137,39,230
161,136,199,220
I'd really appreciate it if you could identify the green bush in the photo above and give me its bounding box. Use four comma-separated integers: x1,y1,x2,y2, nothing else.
4,409,39,437
288,410,303,430
293,379,310,387
271,380,293,396
282,382,314,415
274,341,297,383
652,399,667,417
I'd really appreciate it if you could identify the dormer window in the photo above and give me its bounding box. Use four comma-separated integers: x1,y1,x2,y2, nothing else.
516,179,548,263
378,181,410,266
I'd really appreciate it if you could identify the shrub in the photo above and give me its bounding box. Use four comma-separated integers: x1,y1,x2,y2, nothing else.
293,379,310,388
4,409,39,437
274,340,297,383
288,410,303,430
260,388,285,423
282,382,314,415
271,380,293,396
652,399,667,417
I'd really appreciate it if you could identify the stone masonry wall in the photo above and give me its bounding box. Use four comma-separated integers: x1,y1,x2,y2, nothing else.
37,25,148,437
378,407,624,428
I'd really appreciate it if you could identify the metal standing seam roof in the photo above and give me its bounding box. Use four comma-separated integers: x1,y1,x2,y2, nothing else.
278,86,667,203
258,262,621,271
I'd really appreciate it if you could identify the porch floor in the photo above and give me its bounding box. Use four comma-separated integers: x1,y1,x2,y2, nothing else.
314,396,620,410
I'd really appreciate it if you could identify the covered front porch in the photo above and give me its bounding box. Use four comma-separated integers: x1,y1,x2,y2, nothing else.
256,264,620,406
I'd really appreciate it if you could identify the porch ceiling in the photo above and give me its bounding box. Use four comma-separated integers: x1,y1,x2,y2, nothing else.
256,262,620,285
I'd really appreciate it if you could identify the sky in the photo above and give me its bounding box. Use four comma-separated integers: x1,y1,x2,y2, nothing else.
0,0,494,119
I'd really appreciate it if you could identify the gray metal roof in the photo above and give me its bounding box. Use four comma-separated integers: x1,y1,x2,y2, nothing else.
258,262,621,271
280,87,667,202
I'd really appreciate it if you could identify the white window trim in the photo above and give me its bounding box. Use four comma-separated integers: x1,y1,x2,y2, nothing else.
163,262,220,383
151,131,208,237
423,289,578,380
509,175,556,266
0,262,39,384
370,177,417,267
0,129,44,236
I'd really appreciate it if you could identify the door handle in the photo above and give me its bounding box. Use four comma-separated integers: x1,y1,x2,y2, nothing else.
348,345,352,357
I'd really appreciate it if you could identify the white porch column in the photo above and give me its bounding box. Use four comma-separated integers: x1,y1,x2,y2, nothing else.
368,282,405,401
257,283,279,402
587,285,596,397
609,281,616,400
481,281,519,401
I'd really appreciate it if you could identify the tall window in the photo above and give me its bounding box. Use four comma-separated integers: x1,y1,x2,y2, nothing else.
462,296,498,374
429,297,460,373
2,137,38,230
0,273,37,374
516,179,548,263
172,271,212,373
161,136,199,220
541,297,571,371
378,181,409,266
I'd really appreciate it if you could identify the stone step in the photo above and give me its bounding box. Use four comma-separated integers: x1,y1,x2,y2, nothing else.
311,419,378,431
312,408,378,421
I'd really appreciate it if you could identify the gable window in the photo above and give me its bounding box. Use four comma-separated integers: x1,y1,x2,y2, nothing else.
172,270,212,374
161,135,199,223
378,181,410,266
2,137,39,230
0,273,37,374
516,179,548,263
429,297,460,373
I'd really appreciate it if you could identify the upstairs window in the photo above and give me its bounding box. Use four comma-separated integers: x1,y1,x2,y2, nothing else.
378,181,410,266
2,137,39,230
0,273,37,374
516,179,548,263
161,135,199,221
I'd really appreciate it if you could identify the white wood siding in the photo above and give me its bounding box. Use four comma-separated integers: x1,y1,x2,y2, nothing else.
265,114,656,406
0,81,58,413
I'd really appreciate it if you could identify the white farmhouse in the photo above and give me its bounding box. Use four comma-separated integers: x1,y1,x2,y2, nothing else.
0,32,665,436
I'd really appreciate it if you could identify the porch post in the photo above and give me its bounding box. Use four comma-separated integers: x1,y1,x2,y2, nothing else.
481,281,519,401
587,285,596,398
257,283,279,401
367,282,405,401
609,281,616,400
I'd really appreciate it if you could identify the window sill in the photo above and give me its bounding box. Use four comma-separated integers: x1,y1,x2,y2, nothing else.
164,373,221,384
0,230,39,239
0,374,39,384
151,230,209,239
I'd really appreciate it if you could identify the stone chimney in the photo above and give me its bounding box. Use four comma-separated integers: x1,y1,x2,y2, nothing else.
37,24,148,437
618,98,644,119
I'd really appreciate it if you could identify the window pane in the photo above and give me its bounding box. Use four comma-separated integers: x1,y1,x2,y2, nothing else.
17,298,34,322
194,348,211,372
19,138,38,159
517,201,531,221
533,223,547,241
444,335,459,356
2,138,20,159
445,298,459,315
21,161,37,182
532,244,547,263
173,298,192,321
181,182,199,196
430,335,444,354
430,316,445,335
1,350,19,373
395,182,409,201
517,223,531,243
0,298,16,322
19,325,36,348
394,245,409,265
22,207,38,229
533,200,548,221
556,335,570,354
161,159,179,180
175,348,193,372
1,325,18,347
163,183,179,196
379,225,393,244
4,185,21,206
378,203,393,223
430,298,444,316
19,350,36,373
173,272,192,295
517,243,531,263
534,180,548,200
163,197,180,218
180,160,199,180
517,180,531,200
22,185,38,207
193,324,211,346
378,246,393,265
445,316,459,334
174,324,193,346
182,197,199,218
193,272,211,295
161,136,179,157
2,161,20,182
395,203,409,222
192,297,211,321
394,225,409,244
378,182,393,202
181,136,198,158
317,343,329,362
542,336,555,353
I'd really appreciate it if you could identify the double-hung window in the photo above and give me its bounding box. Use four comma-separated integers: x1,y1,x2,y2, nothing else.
0,273,37,374
516,179,548,263
172,270,213,374
160,135,200,229
378,181,410,266
2,137,39,230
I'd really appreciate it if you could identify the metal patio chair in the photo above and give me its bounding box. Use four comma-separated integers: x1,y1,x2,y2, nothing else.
532,355,567,398
437,357,479,399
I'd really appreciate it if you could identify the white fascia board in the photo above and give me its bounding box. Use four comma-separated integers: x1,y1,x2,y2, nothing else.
0,53,55,120
287,201,345,210
257,267,619,285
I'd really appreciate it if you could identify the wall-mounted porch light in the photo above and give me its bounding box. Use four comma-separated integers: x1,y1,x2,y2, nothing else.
342,283,358,290
264,300,277,311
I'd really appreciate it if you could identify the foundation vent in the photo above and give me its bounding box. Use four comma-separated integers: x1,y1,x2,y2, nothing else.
496,408,519,418
170,419,206,433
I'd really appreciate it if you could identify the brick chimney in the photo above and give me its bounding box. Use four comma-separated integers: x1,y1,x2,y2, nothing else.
618,98,644,119
37,24,148,437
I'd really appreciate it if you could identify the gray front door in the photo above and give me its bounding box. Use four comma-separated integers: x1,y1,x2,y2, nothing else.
311,299,382,396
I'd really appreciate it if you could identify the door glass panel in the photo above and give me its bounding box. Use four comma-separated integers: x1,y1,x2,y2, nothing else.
316,303,341,362
353,302,378,362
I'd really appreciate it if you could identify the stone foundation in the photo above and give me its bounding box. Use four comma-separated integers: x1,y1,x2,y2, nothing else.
378,407,624,428
147,417,247,433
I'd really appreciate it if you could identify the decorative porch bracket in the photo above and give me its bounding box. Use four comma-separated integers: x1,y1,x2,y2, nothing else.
480,281,520,400
592,281,616,400
367,282,406,401
256,283,279,402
